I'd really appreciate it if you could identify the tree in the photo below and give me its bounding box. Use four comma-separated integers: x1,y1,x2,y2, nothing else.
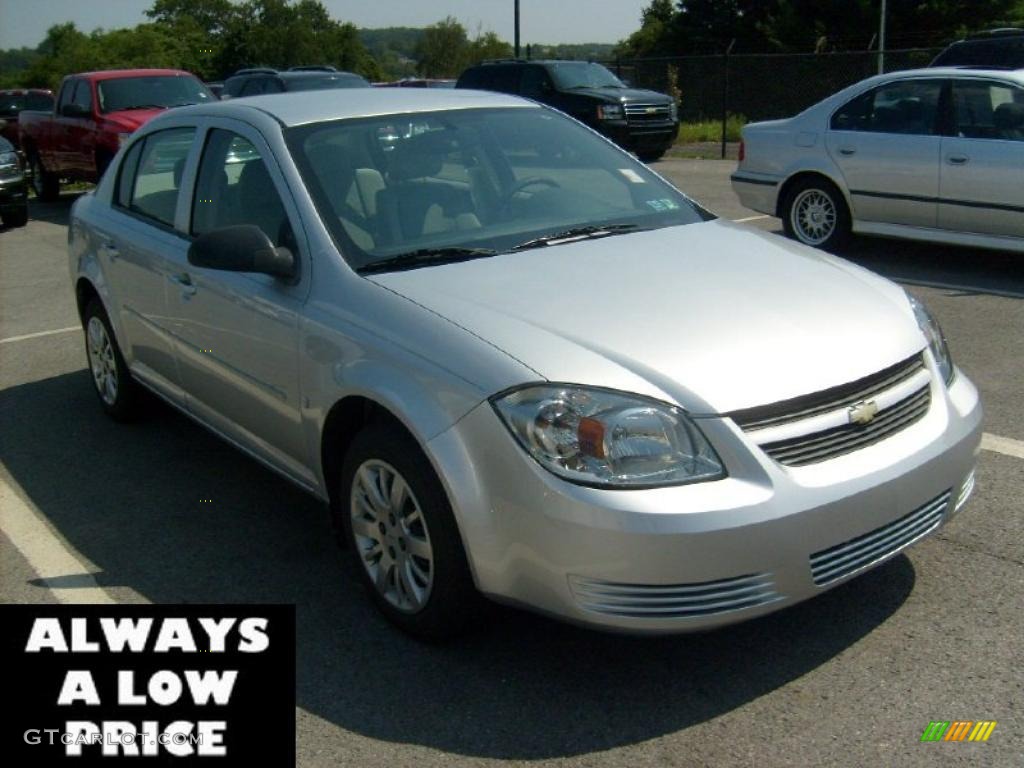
415,17,470,77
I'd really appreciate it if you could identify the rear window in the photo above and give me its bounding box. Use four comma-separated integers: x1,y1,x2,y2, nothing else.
285,74,369,91
0,92,53,117
458,66,521,93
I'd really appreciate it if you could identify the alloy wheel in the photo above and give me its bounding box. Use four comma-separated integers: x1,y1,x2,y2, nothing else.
86,316,118,405
350,459,434,613
791,188,837,246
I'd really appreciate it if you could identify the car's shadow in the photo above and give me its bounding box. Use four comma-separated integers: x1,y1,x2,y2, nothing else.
1,370,917,759
24,192,83,227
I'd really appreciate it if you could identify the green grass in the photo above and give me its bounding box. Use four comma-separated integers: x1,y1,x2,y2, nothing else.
676,114,746,144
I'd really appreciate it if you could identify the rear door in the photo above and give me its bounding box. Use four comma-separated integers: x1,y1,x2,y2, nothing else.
66,79,97,176
938,77,1024,238
826,78,946,228
100,125,199,403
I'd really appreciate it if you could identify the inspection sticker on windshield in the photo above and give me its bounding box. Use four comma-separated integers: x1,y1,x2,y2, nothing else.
618,168,646,183
645,198,681,211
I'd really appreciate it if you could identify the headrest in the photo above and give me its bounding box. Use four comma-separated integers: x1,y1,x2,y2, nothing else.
387,130,452,182
994,101,1024,130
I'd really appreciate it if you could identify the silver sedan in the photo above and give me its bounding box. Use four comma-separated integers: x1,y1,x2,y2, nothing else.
732,67,1024,252
69,88,982,638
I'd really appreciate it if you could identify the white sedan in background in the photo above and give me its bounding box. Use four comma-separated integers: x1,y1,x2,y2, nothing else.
732,67,1024,251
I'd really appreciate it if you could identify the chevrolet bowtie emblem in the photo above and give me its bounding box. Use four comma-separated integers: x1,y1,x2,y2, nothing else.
646,107,657,113
848,400,879,425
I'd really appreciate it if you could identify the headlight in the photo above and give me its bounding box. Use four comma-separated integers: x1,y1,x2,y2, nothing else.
669,101,678,121
0,150,22,179
597,104,624,121
491,385,725,488
907,293,954,385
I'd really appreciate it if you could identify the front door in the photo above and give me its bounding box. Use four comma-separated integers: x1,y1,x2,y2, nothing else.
165,123,313,485
939,78,1024,238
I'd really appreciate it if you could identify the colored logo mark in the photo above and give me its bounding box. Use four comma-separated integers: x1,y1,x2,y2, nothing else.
920,721,997,742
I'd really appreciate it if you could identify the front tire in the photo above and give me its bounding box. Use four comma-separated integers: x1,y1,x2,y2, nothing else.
782,177,850,250
340,423,480,640
637,149,667,163
83,298,141,421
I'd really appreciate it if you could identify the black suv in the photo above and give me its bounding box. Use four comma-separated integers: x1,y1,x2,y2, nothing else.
456,60,679,161
222,66,370,98
931,28,1024,69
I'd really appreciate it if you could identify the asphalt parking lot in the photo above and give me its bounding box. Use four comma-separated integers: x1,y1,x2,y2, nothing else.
1,158,1022,766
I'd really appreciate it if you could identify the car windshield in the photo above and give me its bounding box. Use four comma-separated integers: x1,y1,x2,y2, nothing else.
96,76,213,113
287,107,708,271
286,75,370,92
548,62,626,90
0,92,53,116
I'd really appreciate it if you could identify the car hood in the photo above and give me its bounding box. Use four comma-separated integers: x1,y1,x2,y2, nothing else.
368,220,925,414
102,109,166,132
572,86,673,104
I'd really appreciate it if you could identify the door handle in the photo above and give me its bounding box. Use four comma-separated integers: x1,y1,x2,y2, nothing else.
170,272,197,297
838,147,856,156
947,155,969,165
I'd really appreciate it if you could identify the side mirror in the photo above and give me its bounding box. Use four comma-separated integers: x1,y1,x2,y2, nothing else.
188,225,296,279
61,103,91,118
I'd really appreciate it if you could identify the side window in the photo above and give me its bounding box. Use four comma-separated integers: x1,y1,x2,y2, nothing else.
115,140,144,209
240,78,270,96
56,80,75,112
495,66,523,94
831,80,943,135
264,77,284,94
71,80,93,112
191,129,293,249
128,127,196,227
952,80,1024,141
520,67,552,99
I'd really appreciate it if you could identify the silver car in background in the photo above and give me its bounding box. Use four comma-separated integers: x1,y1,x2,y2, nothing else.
732,67,1024,252
69,89,981,638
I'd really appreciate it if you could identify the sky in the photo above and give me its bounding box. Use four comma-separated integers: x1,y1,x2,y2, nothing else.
0,0,651,49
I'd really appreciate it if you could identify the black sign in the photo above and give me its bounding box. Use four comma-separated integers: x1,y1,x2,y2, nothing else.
2,605,295,766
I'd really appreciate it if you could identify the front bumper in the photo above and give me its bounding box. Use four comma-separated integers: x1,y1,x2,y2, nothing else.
427,369,982,634
0,176,28,211
599,121,679,153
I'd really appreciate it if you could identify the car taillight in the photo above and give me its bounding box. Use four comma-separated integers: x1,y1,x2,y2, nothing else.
738,140,745,163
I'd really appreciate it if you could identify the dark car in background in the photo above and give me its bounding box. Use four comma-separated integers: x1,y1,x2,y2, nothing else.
221,66,370,98
457,59,679,161
376,78,456,89
931,28,1024,69
0,135,28,228
0,89,54,148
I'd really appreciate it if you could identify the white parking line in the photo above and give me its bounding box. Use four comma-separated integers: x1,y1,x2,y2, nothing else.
0,477,116,604
0,326,79,345
982,432,1024,460
733,214,771,223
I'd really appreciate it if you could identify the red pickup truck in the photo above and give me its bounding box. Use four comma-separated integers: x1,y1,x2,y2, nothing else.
19,69,213,201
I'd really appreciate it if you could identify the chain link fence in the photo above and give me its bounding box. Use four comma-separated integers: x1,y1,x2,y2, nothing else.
605,47,943,128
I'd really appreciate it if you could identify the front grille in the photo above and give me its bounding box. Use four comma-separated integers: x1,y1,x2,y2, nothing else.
809,490,951,586
760,386,931,466
624,102,672,124
568,572,782,619
731,354,925,431
730,353,932,466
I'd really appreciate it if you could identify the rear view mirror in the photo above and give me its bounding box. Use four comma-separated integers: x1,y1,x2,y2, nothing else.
188,225,296,279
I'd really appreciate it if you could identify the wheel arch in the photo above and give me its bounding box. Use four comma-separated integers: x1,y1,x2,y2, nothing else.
775,169,852,220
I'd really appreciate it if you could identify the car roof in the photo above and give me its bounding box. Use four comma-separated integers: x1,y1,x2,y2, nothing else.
167,87,536,127
867,66,1024,84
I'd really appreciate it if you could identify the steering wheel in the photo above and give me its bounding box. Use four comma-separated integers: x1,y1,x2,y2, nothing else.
498,176,562,214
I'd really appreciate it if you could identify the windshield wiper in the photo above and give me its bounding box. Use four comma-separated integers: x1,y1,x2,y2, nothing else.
357,247,497,274
508,223,644,252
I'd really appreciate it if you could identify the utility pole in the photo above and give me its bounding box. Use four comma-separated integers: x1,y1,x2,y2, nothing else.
514,0,521,59
876,0,884,74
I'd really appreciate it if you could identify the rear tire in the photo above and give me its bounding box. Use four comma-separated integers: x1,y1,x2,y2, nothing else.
782,177,850,251
1,205,28,228
82,298,141,421
28,152,60,202
339,423,481,640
